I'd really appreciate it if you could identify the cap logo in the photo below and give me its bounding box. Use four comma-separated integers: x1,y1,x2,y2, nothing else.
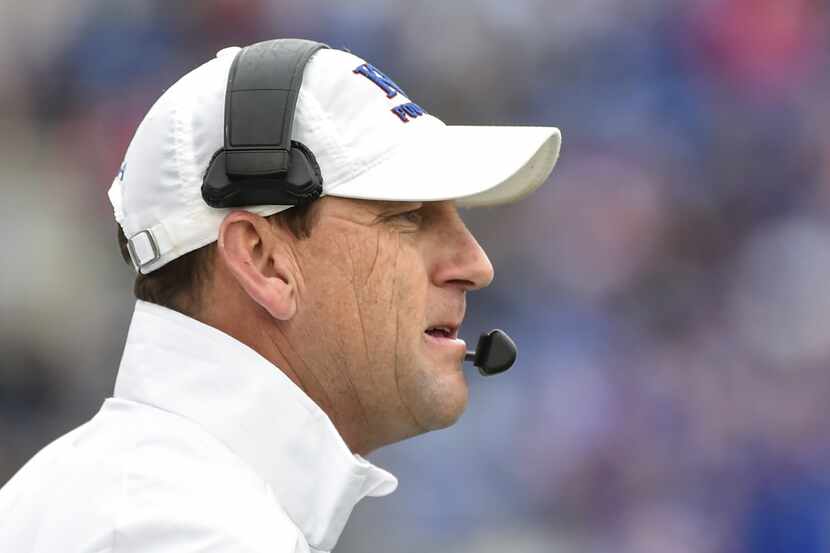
353,63,427,123
391,102,425,123
353,63,406,98
118,162,127,181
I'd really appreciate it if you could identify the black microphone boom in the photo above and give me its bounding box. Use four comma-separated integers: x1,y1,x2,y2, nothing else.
464,329,517,376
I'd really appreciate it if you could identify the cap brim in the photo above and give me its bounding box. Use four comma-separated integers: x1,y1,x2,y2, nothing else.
325,125,561,207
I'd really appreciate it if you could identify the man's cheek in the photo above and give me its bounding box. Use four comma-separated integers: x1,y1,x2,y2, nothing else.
395,261,428,346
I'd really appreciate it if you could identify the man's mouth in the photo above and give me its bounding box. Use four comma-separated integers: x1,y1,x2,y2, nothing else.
424,325,458,339
423,322,467,362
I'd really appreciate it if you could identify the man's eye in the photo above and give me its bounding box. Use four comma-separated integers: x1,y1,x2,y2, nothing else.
395,210,423,225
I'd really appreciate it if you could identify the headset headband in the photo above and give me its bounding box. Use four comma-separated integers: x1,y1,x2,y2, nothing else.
201,39,329,208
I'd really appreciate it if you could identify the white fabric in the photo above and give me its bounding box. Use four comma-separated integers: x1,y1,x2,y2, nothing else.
0,301,397,553
107,44,561,273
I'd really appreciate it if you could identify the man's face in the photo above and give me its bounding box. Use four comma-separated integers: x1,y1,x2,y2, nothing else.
285,197,494,452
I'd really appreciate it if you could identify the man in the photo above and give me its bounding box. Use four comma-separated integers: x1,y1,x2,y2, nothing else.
0,40,560,552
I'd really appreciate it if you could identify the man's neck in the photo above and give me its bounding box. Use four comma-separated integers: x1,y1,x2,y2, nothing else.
199,303,378,455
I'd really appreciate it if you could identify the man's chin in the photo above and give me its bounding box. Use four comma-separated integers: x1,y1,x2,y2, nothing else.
410,369,470,431
427,398,467,430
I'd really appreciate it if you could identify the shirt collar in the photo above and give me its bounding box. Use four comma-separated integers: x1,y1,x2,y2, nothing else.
113,300,398,552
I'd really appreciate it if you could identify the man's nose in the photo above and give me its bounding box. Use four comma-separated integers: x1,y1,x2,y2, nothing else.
432,212,495,292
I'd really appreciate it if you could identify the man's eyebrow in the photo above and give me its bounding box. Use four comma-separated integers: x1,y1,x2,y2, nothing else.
375,200,423,211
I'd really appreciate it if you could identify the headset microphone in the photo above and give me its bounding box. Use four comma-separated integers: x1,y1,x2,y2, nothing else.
464,329,517,376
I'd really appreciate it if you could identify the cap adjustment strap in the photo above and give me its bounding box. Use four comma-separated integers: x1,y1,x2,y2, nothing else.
126,229,160,272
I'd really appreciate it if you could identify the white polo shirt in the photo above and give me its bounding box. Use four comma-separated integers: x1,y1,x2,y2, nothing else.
0,300,397,553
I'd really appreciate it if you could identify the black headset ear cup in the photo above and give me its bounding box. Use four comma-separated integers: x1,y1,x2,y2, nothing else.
201,141,322,208
287,141,323,194
202,150,233,207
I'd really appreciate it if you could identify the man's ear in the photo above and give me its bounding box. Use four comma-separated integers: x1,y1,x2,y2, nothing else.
217,211,297,321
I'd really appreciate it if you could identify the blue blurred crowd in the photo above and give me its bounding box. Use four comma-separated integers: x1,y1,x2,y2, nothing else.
3,1,830,552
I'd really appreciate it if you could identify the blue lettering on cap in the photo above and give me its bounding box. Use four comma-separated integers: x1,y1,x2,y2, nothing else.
403,103,424,117
391,105,407,121
353,63,407,98
391,102,426,122
118,162,127,181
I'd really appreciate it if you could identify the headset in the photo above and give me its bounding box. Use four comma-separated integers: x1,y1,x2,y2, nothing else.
201,38,329,209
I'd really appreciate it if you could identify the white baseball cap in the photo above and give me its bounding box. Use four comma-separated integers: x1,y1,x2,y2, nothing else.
108,43,561,274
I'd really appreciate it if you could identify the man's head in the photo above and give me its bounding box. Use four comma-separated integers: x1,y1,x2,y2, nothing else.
110,39,560,454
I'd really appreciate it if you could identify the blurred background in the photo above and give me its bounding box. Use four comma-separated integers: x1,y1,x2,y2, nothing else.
3,0,830,551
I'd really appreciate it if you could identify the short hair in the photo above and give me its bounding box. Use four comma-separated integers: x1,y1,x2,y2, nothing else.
116,205,315,316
